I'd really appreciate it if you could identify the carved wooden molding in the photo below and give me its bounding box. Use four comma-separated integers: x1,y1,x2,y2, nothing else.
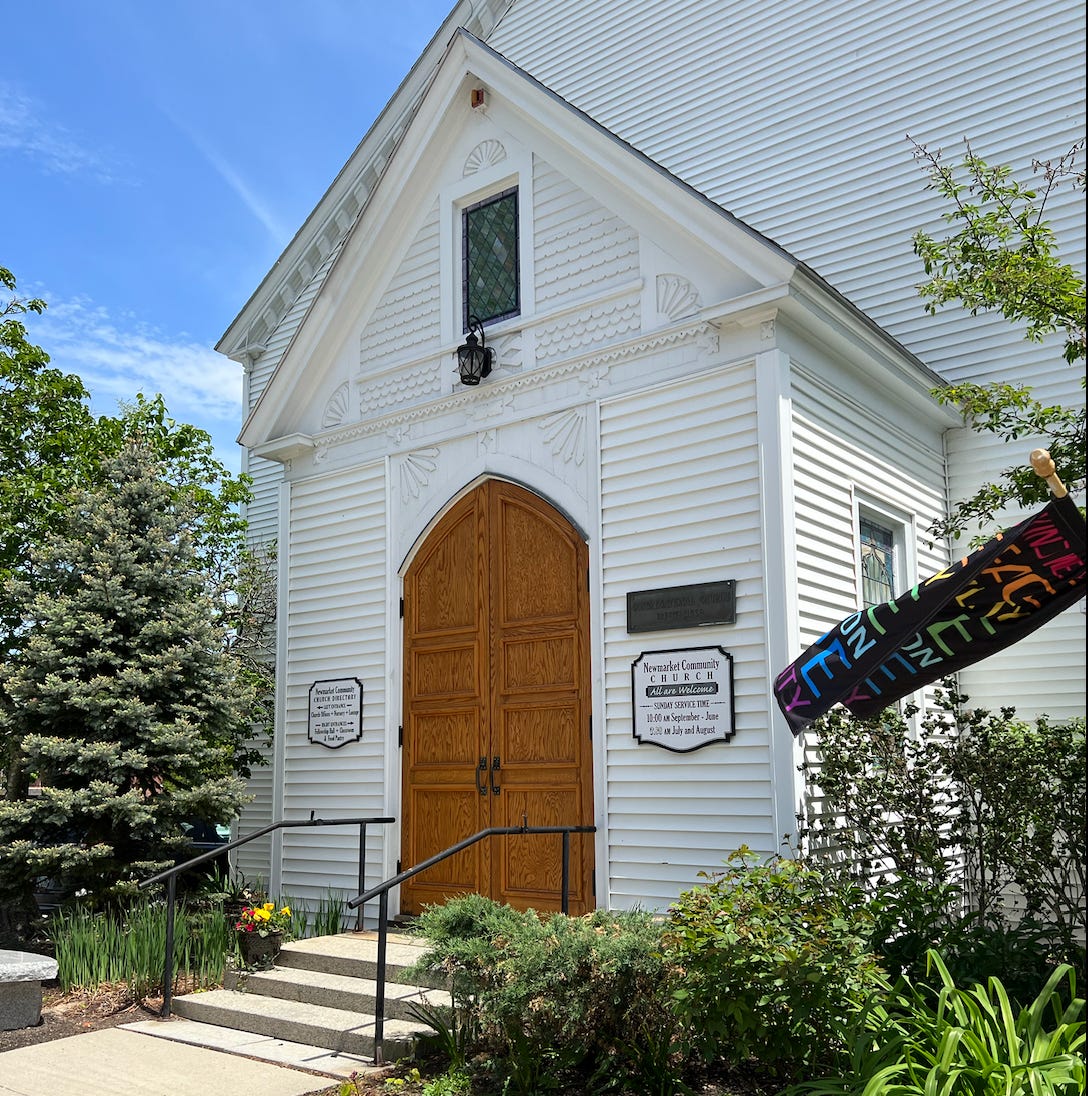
400,447,439,499
540,408,586,466
463,139,507,176
322,382,352,428
656,274,701,321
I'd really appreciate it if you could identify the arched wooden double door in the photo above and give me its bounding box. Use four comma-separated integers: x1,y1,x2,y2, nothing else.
400,480,595,915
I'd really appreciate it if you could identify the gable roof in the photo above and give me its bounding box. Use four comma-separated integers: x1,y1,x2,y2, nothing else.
218,1,497,365
238,27,946,450
222,0,1084,401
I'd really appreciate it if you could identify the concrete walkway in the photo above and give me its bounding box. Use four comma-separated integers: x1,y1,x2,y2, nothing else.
0,1018,384,1096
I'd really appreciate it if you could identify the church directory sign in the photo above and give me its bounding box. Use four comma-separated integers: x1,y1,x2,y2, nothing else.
631,646,735,751
307,678,364,749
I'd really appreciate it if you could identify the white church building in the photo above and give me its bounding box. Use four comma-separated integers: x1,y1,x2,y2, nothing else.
219,0,1086,918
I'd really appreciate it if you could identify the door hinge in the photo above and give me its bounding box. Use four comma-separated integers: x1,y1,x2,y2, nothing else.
588,714,592,740
396,859,402,875
398,725,403,748
399,597,404,618
592,868,596,892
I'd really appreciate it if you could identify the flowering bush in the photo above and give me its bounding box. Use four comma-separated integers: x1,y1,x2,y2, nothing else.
235,902,292,938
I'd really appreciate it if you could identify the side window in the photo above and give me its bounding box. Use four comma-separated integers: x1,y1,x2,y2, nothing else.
858,514,898,608
462,186,520,330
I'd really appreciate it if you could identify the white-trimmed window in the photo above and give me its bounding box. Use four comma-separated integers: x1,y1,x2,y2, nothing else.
855,498,913,608
440,145,533,353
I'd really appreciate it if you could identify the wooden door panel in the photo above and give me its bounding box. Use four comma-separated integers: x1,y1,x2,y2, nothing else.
500,703,578,765
404,786,489,906
494,492,580,624
402,492,487,914
500,636,577,691
410,645,480,699
410,510,480,634
410,711,479,766
497,788,589,911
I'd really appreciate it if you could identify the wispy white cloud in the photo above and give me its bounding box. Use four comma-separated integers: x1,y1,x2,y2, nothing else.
34,297,243,470
0,82,119,182
162,107,289,244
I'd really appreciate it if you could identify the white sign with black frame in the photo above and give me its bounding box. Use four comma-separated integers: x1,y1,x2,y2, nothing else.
307,678,364,749
631,646,735,751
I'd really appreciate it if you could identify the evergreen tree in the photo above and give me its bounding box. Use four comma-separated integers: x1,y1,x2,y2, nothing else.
0,443,256,905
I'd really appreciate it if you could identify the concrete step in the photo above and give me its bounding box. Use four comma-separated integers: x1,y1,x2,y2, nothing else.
171,989,432,1060
226,963,450,1021
167,930,446,1066
274,931,445,988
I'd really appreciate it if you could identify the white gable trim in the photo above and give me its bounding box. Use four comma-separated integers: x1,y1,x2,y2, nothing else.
240,30,939,454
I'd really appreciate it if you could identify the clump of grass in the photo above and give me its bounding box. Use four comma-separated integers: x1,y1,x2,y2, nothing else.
50,895,233,999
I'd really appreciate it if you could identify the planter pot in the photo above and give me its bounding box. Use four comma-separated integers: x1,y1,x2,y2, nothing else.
237,930,283,969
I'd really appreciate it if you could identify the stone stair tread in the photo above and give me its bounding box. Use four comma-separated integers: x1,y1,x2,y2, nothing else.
175,989,430,1038
242,964,451,1008
280,932,430,968
166,931,440,1065
174,990,429,1047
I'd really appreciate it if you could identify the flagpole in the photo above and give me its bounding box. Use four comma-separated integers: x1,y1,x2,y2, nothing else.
1030,448,1068,499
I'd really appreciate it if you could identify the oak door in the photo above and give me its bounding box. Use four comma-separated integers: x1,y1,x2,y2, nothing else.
400,480,594,915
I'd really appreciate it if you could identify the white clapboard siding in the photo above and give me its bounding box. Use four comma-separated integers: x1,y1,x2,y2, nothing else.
488,0,1085,387
789,365,948,854
599,360,772,910
273,462,389,915
232,246,344,882
790,367,947,648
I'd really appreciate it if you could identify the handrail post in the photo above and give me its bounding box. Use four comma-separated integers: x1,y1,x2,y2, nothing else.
561,830,571,915
161,874,177,1018
356,822,368,932
374,890,388,1064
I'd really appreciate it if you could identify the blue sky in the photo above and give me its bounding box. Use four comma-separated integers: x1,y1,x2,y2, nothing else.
3,1,454,472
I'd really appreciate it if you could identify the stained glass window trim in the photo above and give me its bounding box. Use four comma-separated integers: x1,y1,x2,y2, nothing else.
462,186,520,331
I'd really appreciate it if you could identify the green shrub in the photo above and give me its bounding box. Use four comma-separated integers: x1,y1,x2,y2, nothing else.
411,895,686,1095
785,951,1086,1096
661,847,883,1079
803,690,1087,995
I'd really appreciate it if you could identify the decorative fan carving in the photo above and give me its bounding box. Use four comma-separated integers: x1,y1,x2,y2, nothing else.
656,274,701,321
540,408,586,466
463,140,507,176
400,448,439,499
322,382,352,428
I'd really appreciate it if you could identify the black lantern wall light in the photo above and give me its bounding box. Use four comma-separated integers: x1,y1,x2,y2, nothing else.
455,315,493,386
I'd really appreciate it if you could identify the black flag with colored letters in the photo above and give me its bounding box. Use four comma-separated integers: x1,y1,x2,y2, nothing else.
774,494,1086,735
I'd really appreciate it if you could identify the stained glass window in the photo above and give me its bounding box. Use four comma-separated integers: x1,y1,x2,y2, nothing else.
463,187,519,328
859,517,896,608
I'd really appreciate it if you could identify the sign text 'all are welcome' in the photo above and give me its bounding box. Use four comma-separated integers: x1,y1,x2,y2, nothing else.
631,646,735,751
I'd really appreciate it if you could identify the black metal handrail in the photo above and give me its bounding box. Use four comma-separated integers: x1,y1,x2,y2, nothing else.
138,813,394,1017
345,821,596,1063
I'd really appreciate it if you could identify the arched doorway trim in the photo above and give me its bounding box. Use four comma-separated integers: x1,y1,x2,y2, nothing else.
398,478,596,915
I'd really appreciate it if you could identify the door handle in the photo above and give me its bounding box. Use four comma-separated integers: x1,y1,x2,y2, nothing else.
490,755,501,795
475,756,488,796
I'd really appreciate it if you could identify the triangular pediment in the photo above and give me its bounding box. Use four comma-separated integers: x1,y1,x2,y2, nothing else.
239,31,831,455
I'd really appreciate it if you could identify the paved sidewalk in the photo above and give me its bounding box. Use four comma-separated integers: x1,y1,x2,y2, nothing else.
0,1021,379,1096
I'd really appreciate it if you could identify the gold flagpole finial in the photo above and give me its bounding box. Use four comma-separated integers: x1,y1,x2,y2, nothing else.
1030,449,1068,499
